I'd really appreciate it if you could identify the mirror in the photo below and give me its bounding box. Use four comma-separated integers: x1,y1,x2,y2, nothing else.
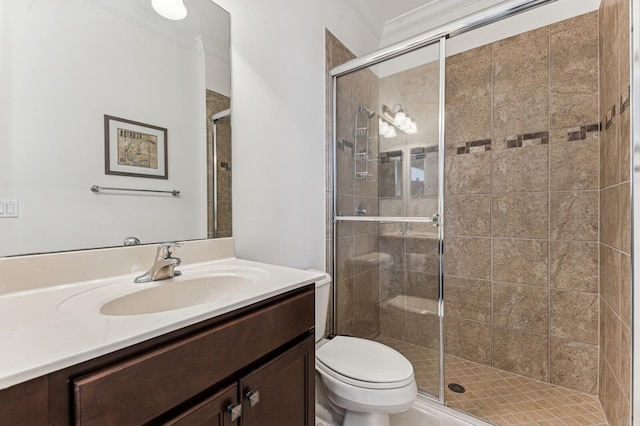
0,0,231,257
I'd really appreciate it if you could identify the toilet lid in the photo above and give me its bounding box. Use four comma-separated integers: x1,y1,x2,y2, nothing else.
316,336,414,387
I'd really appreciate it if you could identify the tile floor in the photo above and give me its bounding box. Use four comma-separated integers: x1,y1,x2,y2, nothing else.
378,336,608,426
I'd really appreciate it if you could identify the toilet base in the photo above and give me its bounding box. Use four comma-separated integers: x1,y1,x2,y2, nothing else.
343,411,390,426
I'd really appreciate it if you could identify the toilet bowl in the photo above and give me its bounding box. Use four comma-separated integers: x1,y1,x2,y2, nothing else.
311,270,417,426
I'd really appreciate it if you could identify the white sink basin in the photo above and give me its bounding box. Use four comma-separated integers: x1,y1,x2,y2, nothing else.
100,275,256,316
57,264,269,316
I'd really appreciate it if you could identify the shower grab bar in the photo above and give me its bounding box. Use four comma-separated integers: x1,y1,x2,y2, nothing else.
90,185,180,196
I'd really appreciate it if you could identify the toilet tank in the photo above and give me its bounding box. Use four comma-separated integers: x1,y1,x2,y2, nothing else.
308,269,331,343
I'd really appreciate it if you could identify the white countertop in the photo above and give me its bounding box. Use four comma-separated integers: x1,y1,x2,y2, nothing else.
0,256,324,390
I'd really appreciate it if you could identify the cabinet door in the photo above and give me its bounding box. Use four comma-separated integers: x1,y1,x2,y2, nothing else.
240,336,315,426
164,383,239,426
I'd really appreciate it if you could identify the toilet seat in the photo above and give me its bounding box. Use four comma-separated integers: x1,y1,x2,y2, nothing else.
316,336,414,389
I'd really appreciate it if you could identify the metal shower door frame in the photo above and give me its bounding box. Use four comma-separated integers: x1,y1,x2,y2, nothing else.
329,0,566,407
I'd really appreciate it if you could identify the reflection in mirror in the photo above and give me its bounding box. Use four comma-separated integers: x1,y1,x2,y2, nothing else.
0,0,230,257
379,151,403,198
410,146,438,197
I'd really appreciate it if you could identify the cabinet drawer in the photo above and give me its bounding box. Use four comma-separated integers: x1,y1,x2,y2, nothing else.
163,383,238,426
73,289,313,426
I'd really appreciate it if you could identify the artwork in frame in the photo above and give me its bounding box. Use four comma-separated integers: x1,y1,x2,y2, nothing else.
104,115,168,179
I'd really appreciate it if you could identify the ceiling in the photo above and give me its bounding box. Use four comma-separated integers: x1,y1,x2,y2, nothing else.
346,0,511,44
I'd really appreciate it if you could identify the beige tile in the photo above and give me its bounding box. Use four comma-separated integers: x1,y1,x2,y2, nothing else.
352,268,379,317
405,60,440,105
493,282,549,334
445,152,491,195
604,303,621,383
550,137,599,190
446,46,492,102
620,105,631,182
444,277,492,322
335,235,354,279
550,289,598,344
601,184,621,249
380,233,404,270
444,194,491,236
550,338,598,394
446,95,492,149
492,145,549,193
444,236,491,279
550,191,599,241
603,360,630,425
336,277,353,326
380,304,406,340
352,308,379,340
493,27,549,93
405,236,439,274
602,107,621,189
493,327,549,382
550,12,599,81
550,241,599,293
621,254,631,327
601,244,622,316
551,74,599,130
492,192,549,239
620,324,631,400
446,316,492,365
620,182,630,254
492,238,548,286
493,84,549,141
406,311,440,350
406,270,439,300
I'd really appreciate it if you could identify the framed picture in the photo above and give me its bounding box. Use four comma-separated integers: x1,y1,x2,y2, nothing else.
104,115,168,179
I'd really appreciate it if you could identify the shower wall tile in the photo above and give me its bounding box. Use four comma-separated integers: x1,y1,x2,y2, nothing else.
601,184,621,249
380,267,405,301
620,105,631,182
336,277,353,326
335,235,354,280
405,61,440,105
550,289,599,344
493,84,549,144
550,191,599,241
491,145,549,193
353,268,380,317
549,137,599,190
353,308,380,340
406,270,439,301
445,45,492,103
550,12,599,81
493,282,549,334
380,235,405,270
353,233,379,276
446,316,492,365
492,239,548,286
550,73,599,129
602,106,621,190
603,302,621,383
406,311,439,350
601,245,621,315
550,338,598,394
492,192,549,239
550,241,599,293
620,323,631,399
444,194,491,237
444,277,492,323
405,236,439,274
493,27,549,93
444,236,491,280
621,254,631,327
380,304,406,340
493,327,549,382
445,152,491,195
620,182,631,254
445,95,492,153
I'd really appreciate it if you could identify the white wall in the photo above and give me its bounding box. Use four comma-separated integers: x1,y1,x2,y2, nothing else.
0,0,208,256
212,0,378,269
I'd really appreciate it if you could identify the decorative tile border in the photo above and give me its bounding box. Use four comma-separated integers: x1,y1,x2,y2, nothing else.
605,105,616,130
506,131,549,149
456,139,492,154
567,124,600,141
621,85,630,114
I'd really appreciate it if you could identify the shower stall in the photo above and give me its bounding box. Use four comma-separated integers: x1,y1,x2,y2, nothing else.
327,0,633,424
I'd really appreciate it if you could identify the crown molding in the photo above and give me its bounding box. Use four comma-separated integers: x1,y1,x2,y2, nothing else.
344,0,385,41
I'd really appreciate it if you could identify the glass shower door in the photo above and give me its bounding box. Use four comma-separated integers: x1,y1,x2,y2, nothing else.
332,40,444,400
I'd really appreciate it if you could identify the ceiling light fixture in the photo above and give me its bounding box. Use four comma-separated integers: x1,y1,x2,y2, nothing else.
381,104,418,135
151,0,188,20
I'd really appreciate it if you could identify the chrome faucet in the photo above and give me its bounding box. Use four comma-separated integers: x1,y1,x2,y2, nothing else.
134,242,182,283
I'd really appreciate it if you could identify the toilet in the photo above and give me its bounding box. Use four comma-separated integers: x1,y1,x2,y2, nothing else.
312,271,417,426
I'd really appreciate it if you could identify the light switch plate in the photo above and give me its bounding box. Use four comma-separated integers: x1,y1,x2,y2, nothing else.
0,200,18,218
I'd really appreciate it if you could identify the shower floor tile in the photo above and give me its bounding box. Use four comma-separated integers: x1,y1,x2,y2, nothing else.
377,336,607,426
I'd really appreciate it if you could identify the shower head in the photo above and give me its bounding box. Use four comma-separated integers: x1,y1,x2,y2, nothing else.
359,105,375,119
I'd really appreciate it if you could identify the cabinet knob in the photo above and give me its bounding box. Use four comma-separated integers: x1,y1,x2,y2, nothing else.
245,390,260,407
226,403,242,421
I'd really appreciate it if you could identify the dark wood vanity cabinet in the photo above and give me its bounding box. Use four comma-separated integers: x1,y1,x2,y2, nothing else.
0,286,315,426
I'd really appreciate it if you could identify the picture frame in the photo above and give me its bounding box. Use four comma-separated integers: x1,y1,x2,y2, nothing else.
104,115,168,179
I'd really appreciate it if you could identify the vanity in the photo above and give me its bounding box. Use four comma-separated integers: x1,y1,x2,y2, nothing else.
0,239,322,425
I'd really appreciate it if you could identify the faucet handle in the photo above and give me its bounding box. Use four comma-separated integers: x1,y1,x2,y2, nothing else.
157,242,182,259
